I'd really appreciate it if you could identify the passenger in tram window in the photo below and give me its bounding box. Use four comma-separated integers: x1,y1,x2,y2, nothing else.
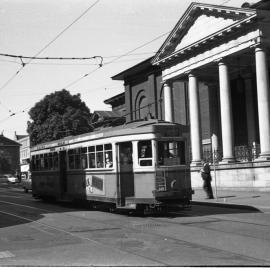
140,145,147,158
139,141,152,158
105,152,113,168
138,141,152,166
96,152,104,168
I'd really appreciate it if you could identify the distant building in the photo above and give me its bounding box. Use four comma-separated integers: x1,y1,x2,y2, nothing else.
0,134,20,174
14,133,31,175
104,92,126,117
90,111,125,129
90,92,126,129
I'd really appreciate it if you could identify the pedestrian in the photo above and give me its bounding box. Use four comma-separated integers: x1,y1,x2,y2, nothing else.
15,169,21,183
200,162,214,199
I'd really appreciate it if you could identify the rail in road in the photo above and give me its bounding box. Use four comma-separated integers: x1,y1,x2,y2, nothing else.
0,185,270,266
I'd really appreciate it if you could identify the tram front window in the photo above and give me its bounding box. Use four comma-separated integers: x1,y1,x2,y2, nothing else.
138,140,152,166
158,141,185,166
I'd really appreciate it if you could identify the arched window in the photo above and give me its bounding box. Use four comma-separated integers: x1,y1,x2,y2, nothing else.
138,96,148,119
135,90,148,120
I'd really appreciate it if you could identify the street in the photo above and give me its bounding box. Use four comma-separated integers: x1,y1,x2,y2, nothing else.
0,182,270,266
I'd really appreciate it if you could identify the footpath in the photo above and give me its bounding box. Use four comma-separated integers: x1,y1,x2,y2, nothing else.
192,188,270,212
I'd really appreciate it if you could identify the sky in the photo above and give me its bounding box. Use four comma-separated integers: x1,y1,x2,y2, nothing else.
0,0,249,139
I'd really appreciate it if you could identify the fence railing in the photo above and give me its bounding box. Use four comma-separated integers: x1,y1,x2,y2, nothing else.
197,144,261,164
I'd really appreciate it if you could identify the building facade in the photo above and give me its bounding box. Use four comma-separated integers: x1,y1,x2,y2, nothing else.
112,1,270,191
15,134,30,175
0,135,20,175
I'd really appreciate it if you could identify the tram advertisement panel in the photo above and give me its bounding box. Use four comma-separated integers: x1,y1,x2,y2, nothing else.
85,175,105,196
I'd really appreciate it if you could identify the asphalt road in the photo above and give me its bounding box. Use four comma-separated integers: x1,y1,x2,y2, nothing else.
0,182,270,266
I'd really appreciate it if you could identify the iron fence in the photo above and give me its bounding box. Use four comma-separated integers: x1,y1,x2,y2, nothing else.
198,144,261,164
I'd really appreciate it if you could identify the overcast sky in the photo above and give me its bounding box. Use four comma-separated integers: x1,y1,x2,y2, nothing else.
0,0,249,139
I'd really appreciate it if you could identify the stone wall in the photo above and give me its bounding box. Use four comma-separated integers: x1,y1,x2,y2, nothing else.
191,161,270,191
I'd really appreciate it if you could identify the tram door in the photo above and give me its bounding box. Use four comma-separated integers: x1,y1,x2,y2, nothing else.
117,142,134,206
59,150,67,196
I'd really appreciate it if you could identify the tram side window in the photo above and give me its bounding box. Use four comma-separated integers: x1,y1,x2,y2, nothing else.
88,146,96,168
157,141,185,166
68,148,80,170
96,145,104,168
48,153,53,169
81,147,88,169
40,155,45,169
105,144,113,168
31,156,36,170
53,152,59,170
34,155,40,170
138,140,152,166
45,155,49,169
68,148,81,169
87,144,113,169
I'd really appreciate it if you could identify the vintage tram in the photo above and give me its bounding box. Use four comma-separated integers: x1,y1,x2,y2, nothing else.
30,120,192,212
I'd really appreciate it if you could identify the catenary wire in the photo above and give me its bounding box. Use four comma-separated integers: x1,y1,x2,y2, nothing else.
0,0,101,93
62,31,170,90
0,51,155,61
1,0,235,123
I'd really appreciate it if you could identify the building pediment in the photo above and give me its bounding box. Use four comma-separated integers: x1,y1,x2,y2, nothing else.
152,2,256,65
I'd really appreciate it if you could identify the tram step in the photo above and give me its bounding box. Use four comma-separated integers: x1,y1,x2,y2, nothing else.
116,197,136,209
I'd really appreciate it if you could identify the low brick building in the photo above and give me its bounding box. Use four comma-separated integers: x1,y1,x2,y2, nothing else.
0,135,20,175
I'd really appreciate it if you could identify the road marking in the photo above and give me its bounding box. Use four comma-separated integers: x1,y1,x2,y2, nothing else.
0,195,25,199
0,251,15,259
0,200,45,211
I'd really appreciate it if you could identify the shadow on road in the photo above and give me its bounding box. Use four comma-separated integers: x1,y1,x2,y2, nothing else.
0,183,261,229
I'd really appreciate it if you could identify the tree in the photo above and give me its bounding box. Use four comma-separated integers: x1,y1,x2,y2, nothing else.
27,89,93,145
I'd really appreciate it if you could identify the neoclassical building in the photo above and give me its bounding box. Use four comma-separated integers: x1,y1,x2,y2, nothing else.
113,1,270,190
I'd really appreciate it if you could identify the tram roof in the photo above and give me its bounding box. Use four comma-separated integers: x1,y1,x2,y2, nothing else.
31,120,188,151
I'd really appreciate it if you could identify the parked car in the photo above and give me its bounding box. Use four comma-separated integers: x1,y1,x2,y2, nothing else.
1,174,19,183
21,172,32,193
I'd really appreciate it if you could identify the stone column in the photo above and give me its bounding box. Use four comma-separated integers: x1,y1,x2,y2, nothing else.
218,60,235,163
208,83,220,152
163,82,174,122
188,73,202,165
255,46,270,160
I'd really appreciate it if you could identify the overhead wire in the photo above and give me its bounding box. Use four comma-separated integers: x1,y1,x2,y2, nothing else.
0,51,156,61
0,105,32,124
0,0,101,93
1,0,233,124
220,0,232,5
63,31,170,90
1,29,170,118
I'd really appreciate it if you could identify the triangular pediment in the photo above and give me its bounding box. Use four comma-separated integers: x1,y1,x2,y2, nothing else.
152,2,257,65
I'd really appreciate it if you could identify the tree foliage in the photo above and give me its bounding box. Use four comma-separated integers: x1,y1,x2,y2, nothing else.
27,89,93,145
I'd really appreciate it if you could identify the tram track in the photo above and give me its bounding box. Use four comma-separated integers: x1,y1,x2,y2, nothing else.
1,196,270,231
0,206,170,266
0,197,269,265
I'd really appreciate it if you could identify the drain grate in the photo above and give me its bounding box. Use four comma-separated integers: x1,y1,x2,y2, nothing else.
69,227,120,233
0,251,15,259
133,222,166,229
